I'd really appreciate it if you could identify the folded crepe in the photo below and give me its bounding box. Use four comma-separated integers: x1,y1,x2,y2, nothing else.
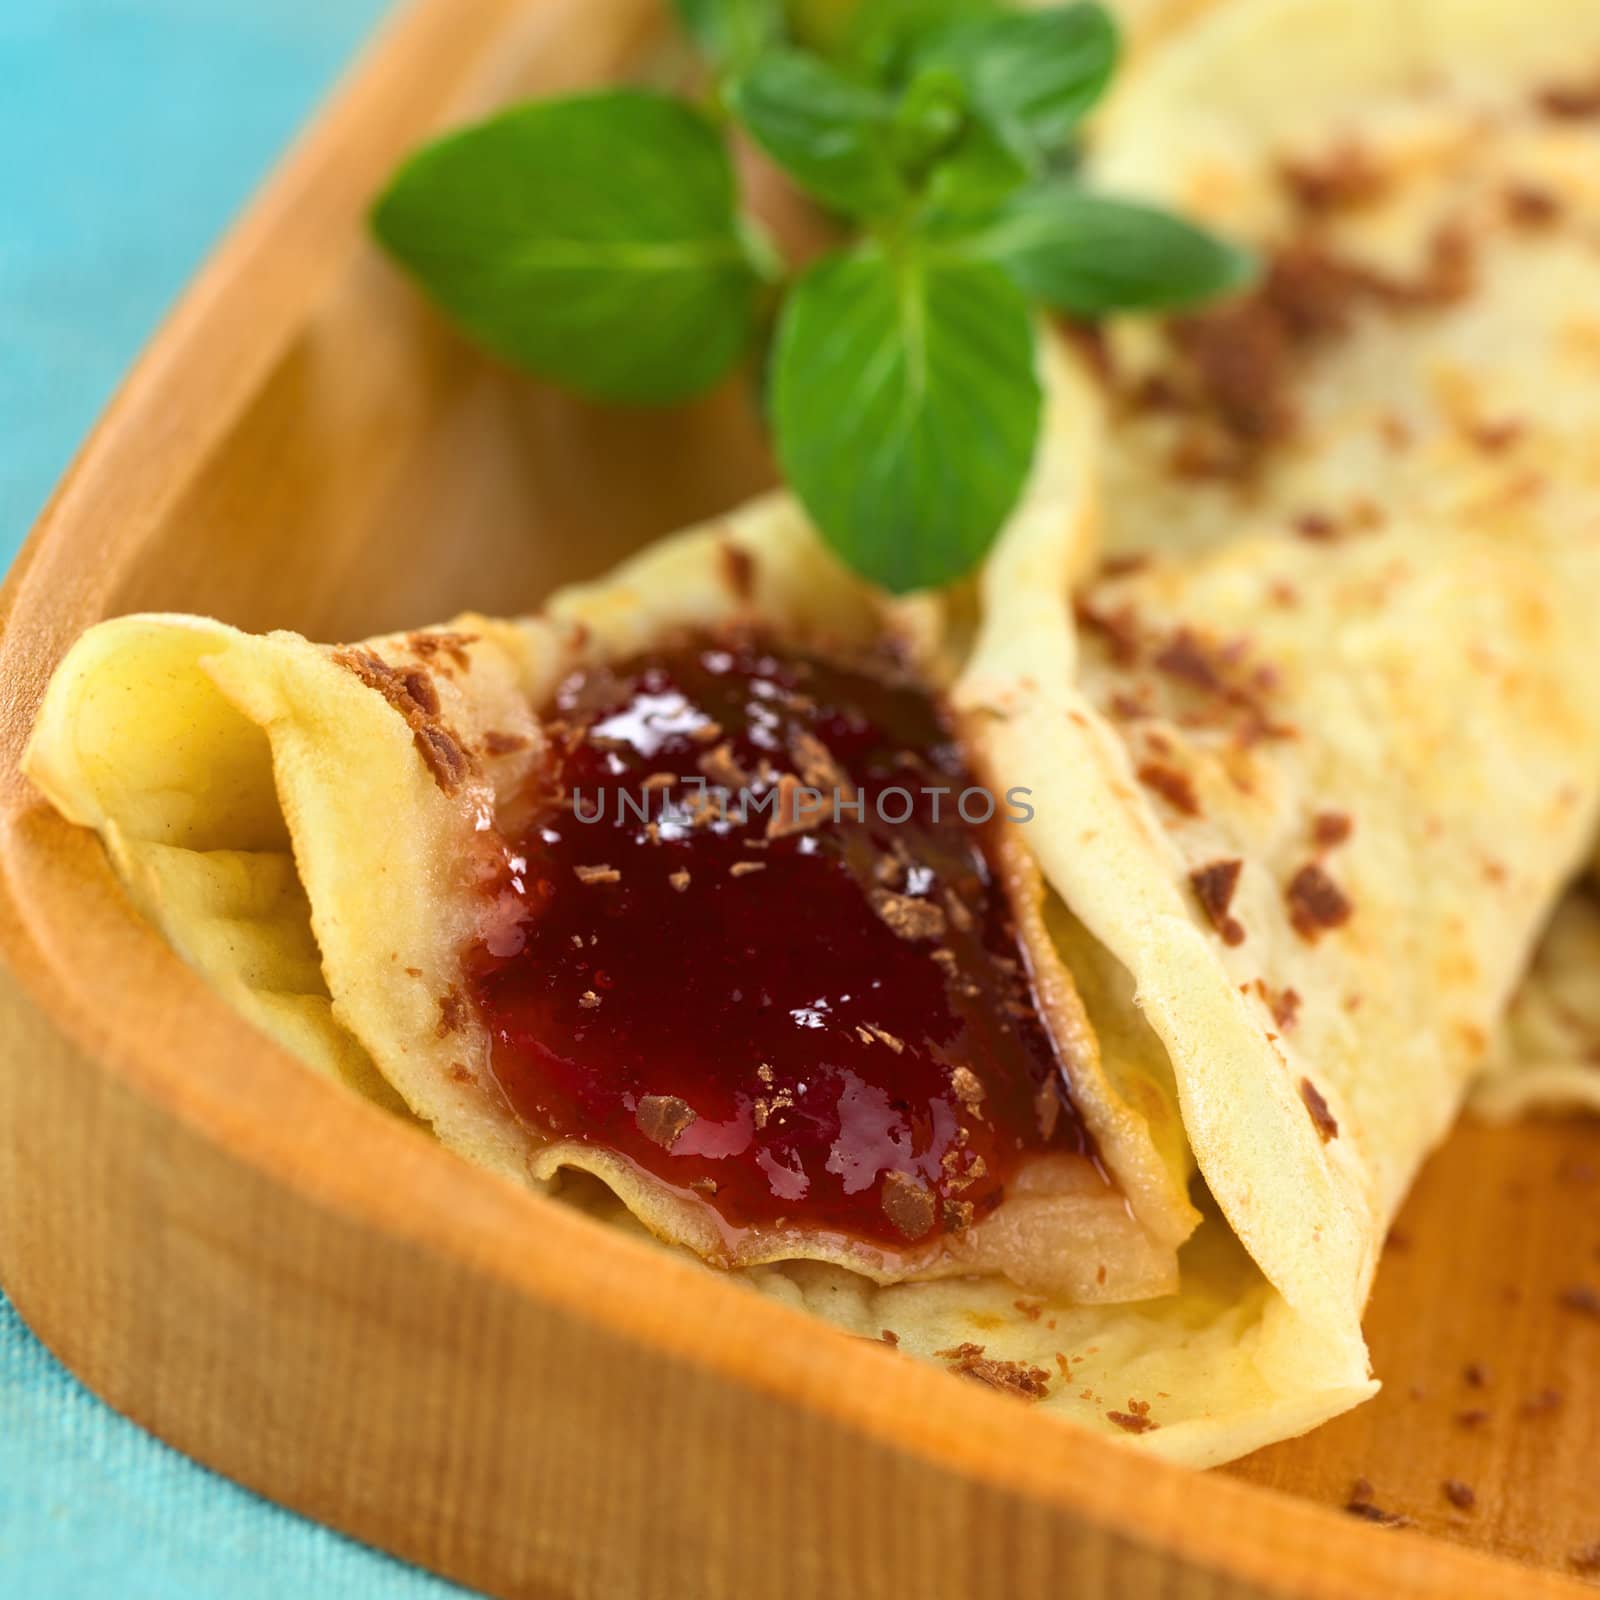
21,352,1188,1308
23,0,1600,1467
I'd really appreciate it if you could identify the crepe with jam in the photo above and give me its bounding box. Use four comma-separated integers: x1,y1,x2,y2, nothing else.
24,0,1600,1467
24,336,1197,1298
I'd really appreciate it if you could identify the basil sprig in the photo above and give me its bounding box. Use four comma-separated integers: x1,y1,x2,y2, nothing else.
773,245,1041,592
372,2,1255,593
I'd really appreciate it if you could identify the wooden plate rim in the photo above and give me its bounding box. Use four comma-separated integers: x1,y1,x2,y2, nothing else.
0,1,1584,1594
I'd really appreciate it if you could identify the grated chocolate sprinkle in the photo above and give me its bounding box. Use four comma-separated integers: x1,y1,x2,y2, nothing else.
869,889,947,943
635,1094,697,1152
1190,858,1245,945
881,1170,937,1240
1137,761,1200,817
935,1343,1052,1402
1286,862,1352,940
1106,1398,1158,1434
1300,1078,1339,1142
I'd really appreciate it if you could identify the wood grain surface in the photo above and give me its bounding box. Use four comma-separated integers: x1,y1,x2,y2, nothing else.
0,1,1596,1595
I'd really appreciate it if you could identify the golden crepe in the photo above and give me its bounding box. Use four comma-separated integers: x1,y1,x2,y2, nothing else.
23,0,1600,1468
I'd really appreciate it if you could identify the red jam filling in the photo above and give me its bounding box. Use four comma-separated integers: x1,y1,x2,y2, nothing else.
465,637,1092,1252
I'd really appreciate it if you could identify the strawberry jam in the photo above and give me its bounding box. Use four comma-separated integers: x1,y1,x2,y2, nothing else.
465,637,1092,1252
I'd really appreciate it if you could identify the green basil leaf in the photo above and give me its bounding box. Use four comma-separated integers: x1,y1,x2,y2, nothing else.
950,184,1258,313
921,107,1032,217
889,64,969,180
771,244,1041,592
728,50,904,216
837,0,1004,84
784,0,866,58
371,91,762,406
674,0,785,68
915,3,1118,169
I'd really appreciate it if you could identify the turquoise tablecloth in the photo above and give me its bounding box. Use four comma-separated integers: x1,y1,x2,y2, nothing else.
1,3,471,1593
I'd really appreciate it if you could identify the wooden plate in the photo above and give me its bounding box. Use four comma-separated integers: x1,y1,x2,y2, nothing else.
1,1,1596,1594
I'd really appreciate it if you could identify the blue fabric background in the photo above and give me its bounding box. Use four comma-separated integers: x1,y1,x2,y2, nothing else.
1,3,472,1593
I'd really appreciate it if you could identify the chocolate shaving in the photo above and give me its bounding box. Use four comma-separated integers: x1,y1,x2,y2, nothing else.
1344,1501,1413,1529
1539,77,1600,119
1505,182,1562,228
1300,1078,1339,1142
413,724,472,791
402,669,439,716
1280,143,1388,214
1161,231,1480,475
1106,1399,1158,1434
870,889,947,942
1034,1082,1062,1142
1558,1284,1600,1319
635,1094,697,1152
1172,298,1294,445
1571,1544,1600,1576
1153,630,1226,695
1286,862,1352,940
405,630,477,669
950,1065,986,1109
1073,599,1141,666
719,540,756,602
935,1343,1052,1402
1344,1477,1412,1527
1312,810,1352,848
333,647,476,794
873,853,905,888
1137,761,1200,817
1059,319,1114,383
1190,859,1245,945
697,742,748,791
436,987,466,1038
767,772,826,840
1100,553,1150,578
1470,419,1524,455
881,1170,936,1240
1295,510,1340,542
1404,224,1477,306
1267,984,1302,1031
789,729,846,795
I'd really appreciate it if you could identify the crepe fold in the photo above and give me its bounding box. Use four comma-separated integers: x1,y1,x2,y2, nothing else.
22,325,1202,1290
23,0,1600,1466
